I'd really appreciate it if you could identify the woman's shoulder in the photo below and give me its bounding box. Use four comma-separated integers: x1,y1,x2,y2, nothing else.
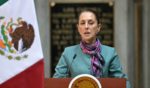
62,44,80,54
101,45,117,55
62,44,80,59
64,44,80,51
101,45,115,50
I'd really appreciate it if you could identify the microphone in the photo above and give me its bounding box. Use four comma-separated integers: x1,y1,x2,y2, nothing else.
67,54,76,77
73,54,77,60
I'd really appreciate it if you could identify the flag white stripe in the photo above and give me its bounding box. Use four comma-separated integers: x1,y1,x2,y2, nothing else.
0,0,43,84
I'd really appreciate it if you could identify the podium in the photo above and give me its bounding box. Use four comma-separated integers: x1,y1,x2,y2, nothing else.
44,78,126,88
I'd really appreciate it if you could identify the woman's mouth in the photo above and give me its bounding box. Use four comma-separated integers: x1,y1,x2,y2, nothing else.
84,32,90,35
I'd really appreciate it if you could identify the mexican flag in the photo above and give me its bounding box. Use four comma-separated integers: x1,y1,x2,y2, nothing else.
0,0,44,88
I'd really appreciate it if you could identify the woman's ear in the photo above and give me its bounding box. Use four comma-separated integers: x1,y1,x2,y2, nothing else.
77,24,79,32
97,23,102,32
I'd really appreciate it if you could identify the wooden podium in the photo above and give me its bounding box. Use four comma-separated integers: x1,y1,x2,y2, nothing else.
44,78,126,88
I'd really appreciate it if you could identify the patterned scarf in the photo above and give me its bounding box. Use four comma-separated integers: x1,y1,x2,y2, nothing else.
80,39,105,77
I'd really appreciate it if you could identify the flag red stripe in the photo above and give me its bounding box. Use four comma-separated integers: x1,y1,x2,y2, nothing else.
0,59,44,88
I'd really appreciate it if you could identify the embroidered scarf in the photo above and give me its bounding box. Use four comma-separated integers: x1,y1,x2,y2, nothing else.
80,39,105,77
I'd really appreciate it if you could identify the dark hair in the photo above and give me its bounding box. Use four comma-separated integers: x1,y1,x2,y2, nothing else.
77,9,101,24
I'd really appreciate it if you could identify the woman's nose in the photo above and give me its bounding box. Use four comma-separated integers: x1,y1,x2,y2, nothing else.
85,23,89,29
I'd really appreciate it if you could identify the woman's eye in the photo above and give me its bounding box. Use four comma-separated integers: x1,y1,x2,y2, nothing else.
80,22,85,25
89,21,94,25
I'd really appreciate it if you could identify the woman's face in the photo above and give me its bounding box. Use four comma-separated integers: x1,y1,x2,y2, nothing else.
77,11,101,44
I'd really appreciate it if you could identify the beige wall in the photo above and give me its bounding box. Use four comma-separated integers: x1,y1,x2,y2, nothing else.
34,0,50,78
142,0,150,88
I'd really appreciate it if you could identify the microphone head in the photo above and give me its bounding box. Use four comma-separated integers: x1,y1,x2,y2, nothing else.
73,54,77,60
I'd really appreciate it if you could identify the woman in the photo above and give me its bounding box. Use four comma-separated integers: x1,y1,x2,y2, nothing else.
53,9,131,88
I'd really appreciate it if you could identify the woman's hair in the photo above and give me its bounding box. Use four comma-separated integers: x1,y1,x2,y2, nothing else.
77,9,101,24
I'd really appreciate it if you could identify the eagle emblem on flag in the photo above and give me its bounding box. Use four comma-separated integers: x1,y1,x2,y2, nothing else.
0,16,35,60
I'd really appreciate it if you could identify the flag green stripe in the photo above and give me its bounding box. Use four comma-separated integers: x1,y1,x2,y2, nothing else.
0,0,8,6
